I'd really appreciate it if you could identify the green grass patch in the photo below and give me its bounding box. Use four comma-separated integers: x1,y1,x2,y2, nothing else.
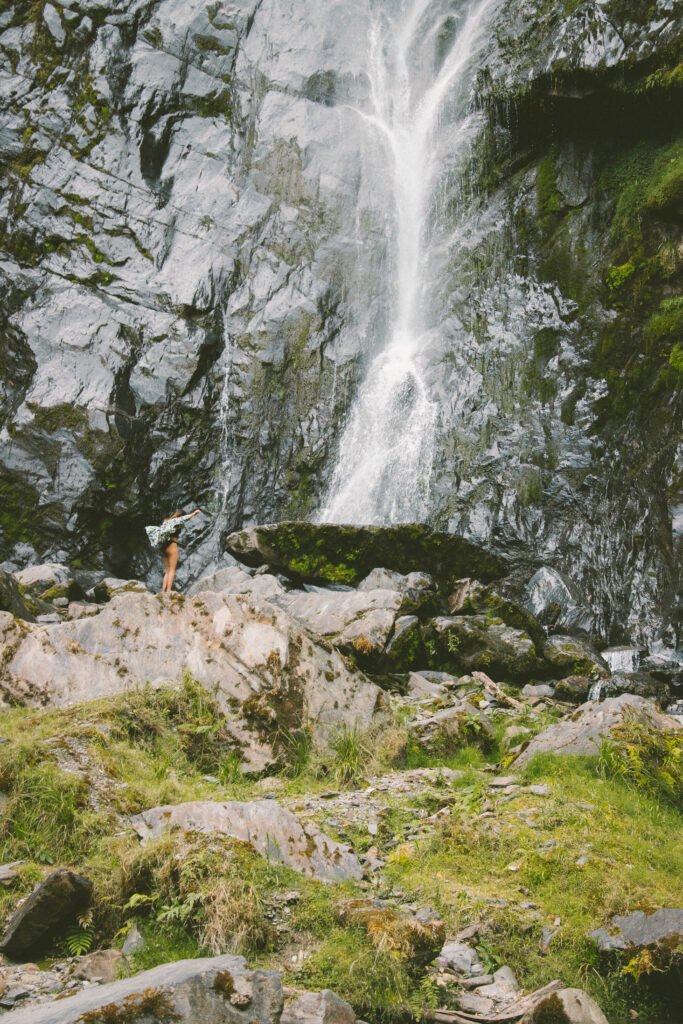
382,754,683,1020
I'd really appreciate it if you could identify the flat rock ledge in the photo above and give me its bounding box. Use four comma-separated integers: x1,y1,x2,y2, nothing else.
131,799,363,883
0,954,282,1024
225,522,507,587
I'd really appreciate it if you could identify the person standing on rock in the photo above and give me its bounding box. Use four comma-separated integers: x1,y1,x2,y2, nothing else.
145,509,202,593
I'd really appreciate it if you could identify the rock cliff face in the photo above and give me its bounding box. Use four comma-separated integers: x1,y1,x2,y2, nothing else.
0,0,681,650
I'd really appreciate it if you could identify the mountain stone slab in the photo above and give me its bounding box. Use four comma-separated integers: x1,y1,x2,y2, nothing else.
590,908,683,953
0,954,283,1024
514,694,681,766
131,799,363,883
225,522,507,587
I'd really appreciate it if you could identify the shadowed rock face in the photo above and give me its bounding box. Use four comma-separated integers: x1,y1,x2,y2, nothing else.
0,0,680,652
0,589,385,773
0,869,93,960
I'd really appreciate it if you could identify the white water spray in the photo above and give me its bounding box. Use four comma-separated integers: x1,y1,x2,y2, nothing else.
320,0,500,524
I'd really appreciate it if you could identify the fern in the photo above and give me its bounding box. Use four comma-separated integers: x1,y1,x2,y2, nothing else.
65,911,95,956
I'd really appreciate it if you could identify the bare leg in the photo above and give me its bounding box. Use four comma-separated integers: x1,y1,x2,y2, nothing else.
164,542,179,592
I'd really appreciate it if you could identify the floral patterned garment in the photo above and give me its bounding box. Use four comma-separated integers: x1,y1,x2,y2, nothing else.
144,513,195,549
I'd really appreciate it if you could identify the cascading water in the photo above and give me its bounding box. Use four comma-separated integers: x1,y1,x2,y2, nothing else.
320,0,500,524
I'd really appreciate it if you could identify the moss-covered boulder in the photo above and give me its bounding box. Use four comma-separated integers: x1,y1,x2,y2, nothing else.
543,636,610,679
423,615,547,682
225,522,507,588
448,577,545,651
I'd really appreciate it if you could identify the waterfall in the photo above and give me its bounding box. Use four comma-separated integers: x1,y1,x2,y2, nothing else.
588,679,606,702
320,0,500,524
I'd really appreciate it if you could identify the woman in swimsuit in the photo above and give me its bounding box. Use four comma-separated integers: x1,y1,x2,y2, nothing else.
146,509,202,592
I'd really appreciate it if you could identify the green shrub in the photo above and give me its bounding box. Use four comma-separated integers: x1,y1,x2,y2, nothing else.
598,714,683,807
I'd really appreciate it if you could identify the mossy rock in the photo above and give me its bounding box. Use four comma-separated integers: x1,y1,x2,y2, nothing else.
448,577,546,652
543,635,610,679
225,522,507,589
422,614,547,683
0,569,42,622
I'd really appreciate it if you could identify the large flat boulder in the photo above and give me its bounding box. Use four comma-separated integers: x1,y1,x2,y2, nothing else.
0,591,385,773
282,990,356,1024
0,954,283,1024
131,799,363,883
514,694,681,766
225,522,507,588
0,869,92,961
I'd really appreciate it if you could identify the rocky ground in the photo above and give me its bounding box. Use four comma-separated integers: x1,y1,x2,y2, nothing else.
0,522,681,1022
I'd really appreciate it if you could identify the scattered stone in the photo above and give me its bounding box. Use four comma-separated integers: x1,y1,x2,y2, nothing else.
88,578,149,602
526,784,550,797
0,869,93,960
514,694,681,766
13,565,72,601
490,775,518,788
0,570,43,622
281,989,355,1024
131,800,363,883
357,569,436,615
71,949,127,984
407,699,495,753
521,683,555,699
448,578,545,649
485,965,520,1002
121,922,145,956
589,908,683,952
424,615,546,681
436,940,483,976
520,987,609,1024
553,675,592,703
407,672,445,697
603,671,672,706
540,924,559,953
456,991,494,1014
0,862,25,887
